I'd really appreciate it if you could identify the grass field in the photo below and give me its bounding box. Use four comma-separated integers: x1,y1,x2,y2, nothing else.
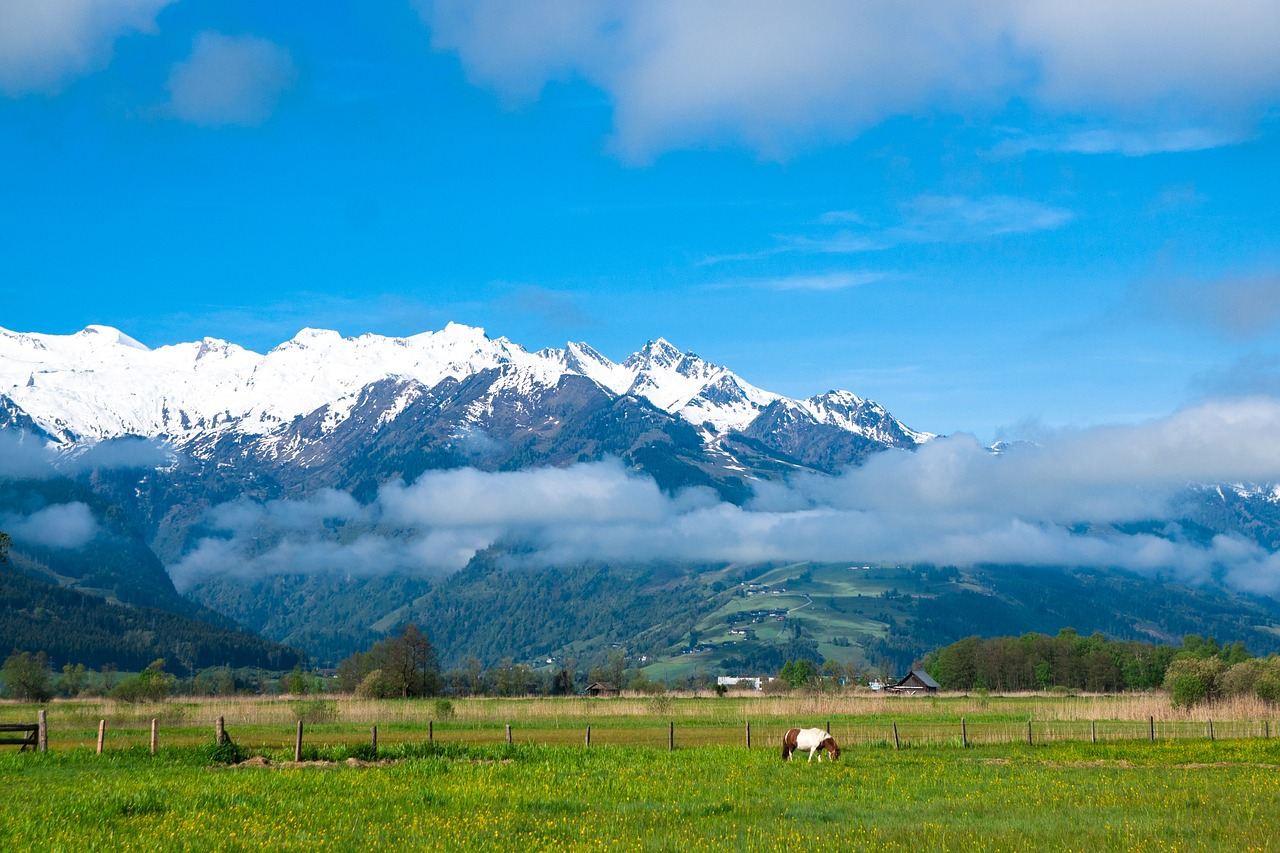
3,693,1280,850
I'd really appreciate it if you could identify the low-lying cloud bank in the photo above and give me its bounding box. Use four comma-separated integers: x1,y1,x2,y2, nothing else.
170,396,1280,595
0,501,98,550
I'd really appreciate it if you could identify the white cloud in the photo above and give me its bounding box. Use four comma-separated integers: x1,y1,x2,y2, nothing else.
2,502,98,549
739,272,884,292
0,0,172,96
786,195,1073,256
1011,0,1280,116
170,397,1280,594
421,0,1280,160
994,127,1248,157
166,31,297,127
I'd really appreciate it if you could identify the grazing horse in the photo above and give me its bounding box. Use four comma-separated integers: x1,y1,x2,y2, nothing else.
781,727,840,762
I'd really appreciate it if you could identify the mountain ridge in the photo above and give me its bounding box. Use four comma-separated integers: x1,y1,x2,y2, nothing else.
0,323,931,455
5,323,1280,670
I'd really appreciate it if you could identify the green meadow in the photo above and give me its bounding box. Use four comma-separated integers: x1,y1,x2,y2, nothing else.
3,694,1280,851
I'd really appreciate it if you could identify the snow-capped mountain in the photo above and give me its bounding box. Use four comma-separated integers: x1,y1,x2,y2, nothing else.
0,323,930,461
7,324,1280,670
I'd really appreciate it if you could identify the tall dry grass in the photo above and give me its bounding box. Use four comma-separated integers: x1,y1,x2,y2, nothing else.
10,687,1276,728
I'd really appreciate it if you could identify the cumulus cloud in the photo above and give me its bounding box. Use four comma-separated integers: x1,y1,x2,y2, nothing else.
0,0,171,96
420,0,1280,160
2,502,98,549
170,397,1280,594
166,31,297,126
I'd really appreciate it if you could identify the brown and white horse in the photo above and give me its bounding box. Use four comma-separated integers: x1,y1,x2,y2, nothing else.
781,727,840,762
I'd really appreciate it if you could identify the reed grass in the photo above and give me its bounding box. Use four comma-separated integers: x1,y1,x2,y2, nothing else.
4,690,1278,757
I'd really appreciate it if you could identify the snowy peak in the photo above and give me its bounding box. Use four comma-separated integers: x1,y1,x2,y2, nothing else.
622,338,683,372
613,339,779,430
0,323,926,458
802,390,934,444
76,325,150,351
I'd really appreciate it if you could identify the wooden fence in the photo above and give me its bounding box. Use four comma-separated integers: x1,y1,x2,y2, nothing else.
16,712,1280,756
0,710,48,752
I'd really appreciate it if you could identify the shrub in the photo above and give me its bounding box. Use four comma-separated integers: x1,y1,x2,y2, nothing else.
355,669,396,698
202,734,249,765
1221,660,1263,698
1256,672,1280,703
111,659,176,703
1164,656,1226,707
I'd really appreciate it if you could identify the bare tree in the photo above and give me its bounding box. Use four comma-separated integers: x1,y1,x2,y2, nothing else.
384,624,440,698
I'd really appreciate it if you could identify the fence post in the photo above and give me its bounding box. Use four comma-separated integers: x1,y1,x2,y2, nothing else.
294,721,303,762
1267,720,1271,739
1149,716,1154,742
97,720,105,755
1091,720,1096,744
1026,720,1032,746
1208,719,1214,741
961,717,967,748
745,721,751,749
668,721,674,752
216,716,226,745
37,710,47,753
506,724,512,745
150,718,158,755
585,725,591,747
892,722,899,750
371,725,377,757
429,720,433,743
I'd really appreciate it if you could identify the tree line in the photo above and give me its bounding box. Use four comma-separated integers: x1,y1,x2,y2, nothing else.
922,628,1280,705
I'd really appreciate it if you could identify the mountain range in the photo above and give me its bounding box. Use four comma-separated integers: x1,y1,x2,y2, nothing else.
2,323,1279,670
0,323,927,459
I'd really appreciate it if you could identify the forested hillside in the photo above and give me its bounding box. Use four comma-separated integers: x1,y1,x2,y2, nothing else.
0,572,301,673
188,550,730,667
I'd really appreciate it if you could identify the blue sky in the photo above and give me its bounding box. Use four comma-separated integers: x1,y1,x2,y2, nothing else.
2,1,1279,441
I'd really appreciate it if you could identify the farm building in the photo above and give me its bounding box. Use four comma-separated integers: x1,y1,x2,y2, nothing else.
585,682,620,697
889,669,940,695
716,676,763,691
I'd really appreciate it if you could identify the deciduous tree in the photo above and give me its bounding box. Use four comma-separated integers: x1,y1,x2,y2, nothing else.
1,650,53,701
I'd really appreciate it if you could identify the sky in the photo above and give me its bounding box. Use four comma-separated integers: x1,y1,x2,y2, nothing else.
2,1,1280,442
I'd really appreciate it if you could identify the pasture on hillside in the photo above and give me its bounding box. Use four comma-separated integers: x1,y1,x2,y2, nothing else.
3,694,1280,850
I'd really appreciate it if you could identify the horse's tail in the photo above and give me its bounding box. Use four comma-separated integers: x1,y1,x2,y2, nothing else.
781,728,798,760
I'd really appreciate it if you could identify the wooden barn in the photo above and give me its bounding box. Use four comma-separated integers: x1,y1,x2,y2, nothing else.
889,669,940,695
585,682,620,697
